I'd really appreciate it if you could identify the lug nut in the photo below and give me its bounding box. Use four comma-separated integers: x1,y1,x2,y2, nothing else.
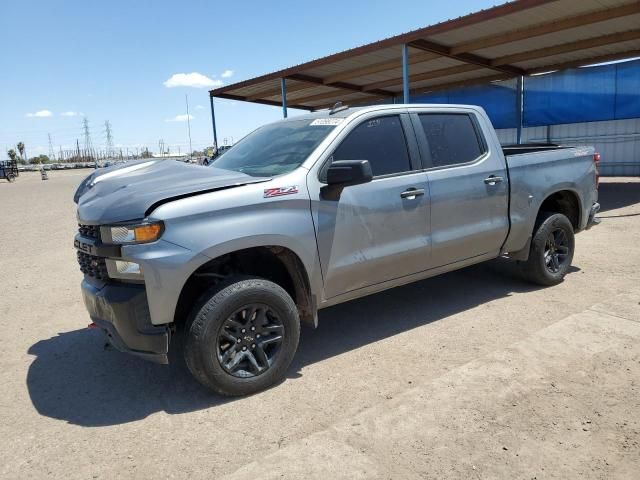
251,326,256,331
242,346,247,351
251,343,256,349
241,328,246,333
256,334,261,338
237,338,241,343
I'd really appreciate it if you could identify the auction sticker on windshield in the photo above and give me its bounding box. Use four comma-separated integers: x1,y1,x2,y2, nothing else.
310,118,343,126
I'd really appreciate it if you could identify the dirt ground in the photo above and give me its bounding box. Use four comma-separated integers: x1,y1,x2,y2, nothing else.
0,171,639,479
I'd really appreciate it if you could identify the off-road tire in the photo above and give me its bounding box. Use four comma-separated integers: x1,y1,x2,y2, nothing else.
520,212,575,286
184,276,300,396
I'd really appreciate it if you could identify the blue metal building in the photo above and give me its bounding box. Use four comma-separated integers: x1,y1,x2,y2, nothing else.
209,0,640,175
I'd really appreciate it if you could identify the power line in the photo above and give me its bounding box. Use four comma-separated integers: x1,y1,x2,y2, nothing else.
104,120,114,159
48,133,55,161
82,117,93,157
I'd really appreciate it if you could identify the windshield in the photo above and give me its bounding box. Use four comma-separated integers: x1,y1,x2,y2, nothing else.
211,119,338,177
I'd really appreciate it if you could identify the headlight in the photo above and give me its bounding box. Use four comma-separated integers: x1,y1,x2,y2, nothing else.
101,221,164,245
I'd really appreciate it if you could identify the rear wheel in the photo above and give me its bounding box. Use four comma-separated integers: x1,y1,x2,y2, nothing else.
184,277,300,396
520,212,575,286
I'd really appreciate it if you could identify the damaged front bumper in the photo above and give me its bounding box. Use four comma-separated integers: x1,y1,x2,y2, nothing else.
81,279,169,364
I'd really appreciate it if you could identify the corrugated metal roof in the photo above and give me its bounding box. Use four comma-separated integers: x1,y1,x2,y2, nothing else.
210,0,640,110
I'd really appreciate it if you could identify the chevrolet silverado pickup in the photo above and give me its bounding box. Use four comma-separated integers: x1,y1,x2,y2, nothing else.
73,104,600,395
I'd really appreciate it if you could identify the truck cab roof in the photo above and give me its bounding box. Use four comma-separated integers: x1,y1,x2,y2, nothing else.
274,103,487,123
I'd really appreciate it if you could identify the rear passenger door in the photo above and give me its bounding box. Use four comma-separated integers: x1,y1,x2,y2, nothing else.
311,113,431,299
411,110,509,268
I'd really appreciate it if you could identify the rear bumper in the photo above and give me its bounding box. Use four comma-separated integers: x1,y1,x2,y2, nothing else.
81,279,169,364
586,202,601,229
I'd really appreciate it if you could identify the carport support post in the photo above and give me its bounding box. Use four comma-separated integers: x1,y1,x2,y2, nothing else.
516,75,523,144
281,78,288,118
402,44,410,104
209,95,218,152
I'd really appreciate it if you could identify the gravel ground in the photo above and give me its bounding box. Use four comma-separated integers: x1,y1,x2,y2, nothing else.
0,171,639,479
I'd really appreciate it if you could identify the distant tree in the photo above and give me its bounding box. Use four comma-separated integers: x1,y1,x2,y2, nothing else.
17,142,25,162
141,148,153,159
28,154,50,165
7,149,27,165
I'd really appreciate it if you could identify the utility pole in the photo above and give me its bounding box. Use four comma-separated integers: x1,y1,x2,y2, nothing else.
158,139,165,157
185,94,193,161
104,120,114,160
59,146,63,162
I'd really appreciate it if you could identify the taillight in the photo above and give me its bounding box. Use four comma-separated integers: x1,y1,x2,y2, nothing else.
593,152,600,188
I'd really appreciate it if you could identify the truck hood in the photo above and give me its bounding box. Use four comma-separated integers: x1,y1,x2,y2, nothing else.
75,160,269,224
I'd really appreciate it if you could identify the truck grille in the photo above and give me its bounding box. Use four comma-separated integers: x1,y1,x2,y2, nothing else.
78,224,100,240
77,251,109,280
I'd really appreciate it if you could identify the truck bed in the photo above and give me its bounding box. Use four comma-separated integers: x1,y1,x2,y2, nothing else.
500,144,598,257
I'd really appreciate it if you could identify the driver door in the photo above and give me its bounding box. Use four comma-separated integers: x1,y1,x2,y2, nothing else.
309,113,431,300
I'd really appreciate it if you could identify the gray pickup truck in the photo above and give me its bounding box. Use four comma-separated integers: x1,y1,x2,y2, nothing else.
73,104,600,395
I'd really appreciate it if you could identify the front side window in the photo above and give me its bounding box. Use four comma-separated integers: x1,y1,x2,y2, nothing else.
212,119,337,177
332,115,411,177
418,114,485,168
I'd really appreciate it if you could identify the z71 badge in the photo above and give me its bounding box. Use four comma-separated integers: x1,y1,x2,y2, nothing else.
264,186,299,198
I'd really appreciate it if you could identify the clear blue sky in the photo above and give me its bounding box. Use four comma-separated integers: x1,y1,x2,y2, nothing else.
1,0,499,158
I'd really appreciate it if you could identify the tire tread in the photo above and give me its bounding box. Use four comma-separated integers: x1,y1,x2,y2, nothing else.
183,276,300,396
519,211,575,286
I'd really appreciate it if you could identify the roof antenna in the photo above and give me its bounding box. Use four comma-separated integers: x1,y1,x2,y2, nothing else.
329,101,348,115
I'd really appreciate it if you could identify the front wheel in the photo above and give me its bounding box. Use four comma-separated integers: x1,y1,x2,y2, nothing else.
519,212,575,286
184,277,300,396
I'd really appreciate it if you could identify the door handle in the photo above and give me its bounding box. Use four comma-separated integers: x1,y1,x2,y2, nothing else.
400,188,425,199
484,175,504,185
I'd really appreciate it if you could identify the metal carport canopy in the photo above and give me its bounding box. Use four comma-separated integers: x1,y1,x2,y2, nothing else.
209,0,640,113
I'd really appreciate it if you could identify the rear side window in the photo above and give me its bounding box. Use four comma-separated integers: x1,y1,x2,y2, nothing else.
418,114,485,168
332,115,411,176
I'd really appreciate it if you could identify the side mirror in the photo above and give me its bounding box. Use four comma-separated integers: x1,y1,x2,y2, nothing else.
326,160,373,187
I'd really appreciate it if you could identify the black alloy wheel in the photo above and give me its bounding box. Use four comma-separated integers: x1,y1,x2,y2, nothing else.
184,276,300,396
519,211,575,286
544,228,570,274
217,304,284,378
